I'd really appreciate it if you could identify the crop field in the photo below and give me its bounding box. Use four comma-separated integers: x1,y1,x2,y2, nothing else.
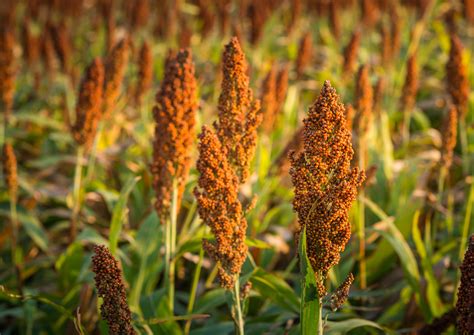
0,0,473,334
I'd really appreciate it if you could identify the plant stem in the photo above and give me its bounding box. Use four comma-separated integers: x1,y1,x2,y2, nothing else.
232,276,244,335
459,180,474,262
358,138,367,289
459,118,470,175
70,146,85,243
184,246,204,335
168,179,179,313
10,196,23,295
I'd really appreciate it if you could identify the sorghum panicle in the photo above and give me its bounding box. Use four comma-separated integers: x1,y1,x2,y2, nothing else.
345,103,355,132
361,0,380,27
0,27,16,118
103,37,130,118
456,234,474,334
354,64,373,136
194,126,247,289
295,31,312,78
329,1,341,40
342,30,361,76
151,49,197,221
72,58,105,150
41,24,56,74
2,143,18,199
91,245,136,335
380,25,391,65
330,272,354,311
390,7,401,59
214,37,262,183
446,33,469,119
130,0,149,32
400,53,419,112
134,41,152,106
275,64,289,112
290,81,365,295
440,105,457,169
22,21,40,68
373,77,385,116
464,0,474,23
260,65,277,133
50,21,72,74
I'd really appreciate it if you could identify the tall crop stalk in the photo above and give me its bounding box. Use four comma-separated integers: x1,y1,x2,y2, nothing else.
232,276,245,335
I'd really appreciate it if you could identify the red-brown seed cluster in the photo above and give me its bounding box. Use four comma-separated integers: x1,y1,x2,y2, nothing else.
91,245,136,335
290,81,365,292
446,33,469,120
329,1,341,40
2,143,18,199
354,64,373,136
103,37,130,118
330,272,354,311
0,27,16,118
440,105,457,169
194,126,247,290
295,31,313,78
342,30,361,76
134,41,152,106
214,37,262,183
72,58,105,150
260,65,277,134
456,234,474,334
152,49,197,221
345,103,355,132
400,53,419,112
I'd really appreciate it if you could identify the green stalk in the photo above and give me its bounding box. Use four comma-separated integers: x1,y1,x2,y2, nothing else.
232,276,244,335
84,122,104,185
10,195,22,295
70,145,85,243
459,118,470,175
358,138,367,289
168,179,179,313
184,246,204,335
459,180,474,262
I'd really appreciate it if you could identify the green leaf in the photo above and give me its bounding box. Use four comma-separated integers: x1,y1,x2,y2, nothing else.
250,268,299,314
246,237,271,249
325,318,386,334
55,243,84,291
298,226,322,335
18,211,49,252
109,176,140,256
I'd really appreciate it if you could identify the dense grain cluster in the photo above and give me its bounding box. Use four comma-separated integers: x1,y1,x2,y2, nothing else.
456,235,474,334
2,143,18,198
260,65,277,133
290,81,365,295
295,31,312,78
214,37,261,183
400,54,419,112
71,58,104,150
103,37,130,118
194,126,247,289
440,105,457,169
446,33,469,119
354,65,373,136
152,49,197,220
91,245,136,335
330,273,354,311
342,31,360,76
134,41,152,106
0,27,16,118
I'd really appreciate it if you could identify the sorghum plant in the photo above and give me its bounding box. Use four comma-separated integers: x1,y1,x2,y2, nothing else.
290,81,365,334
456,235,474,334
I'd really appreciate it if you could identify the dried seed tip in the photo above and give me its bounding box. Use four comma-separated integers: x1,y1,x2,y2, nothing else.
295,31,313,78
354,64,373,136
194,126,247,290
440,105,457,169
419,309,457,335
446,33,469,120
215,37,262,183
260,65,278,133
152,48,197,221
72,58,105,149
0,27,16,118
134,41,152,106
103,37,131,119
91,245,136,335
400,53,419,112
2,143,18,199
342,30,361,76
456,234,474,334
290,81,365,291
330,273,354,311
